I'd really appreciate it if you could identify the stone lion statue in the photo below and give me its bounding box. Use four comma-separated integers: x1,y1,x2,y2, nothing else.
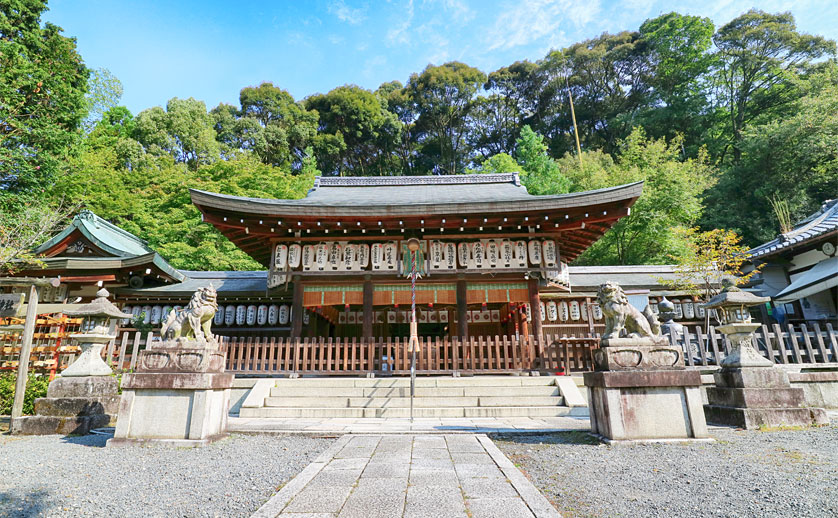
597,281,661,339
161,285,218,346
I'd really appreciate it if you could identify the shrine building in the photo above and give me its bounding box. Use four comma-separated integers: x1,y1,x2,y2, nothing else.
188,173,641,344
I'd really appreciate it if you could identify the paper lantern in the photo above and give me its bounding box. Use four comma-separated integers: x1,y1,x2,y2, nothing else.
486,241,499,266
141,305,152,324
268,305,279,325
383,242,398,270
458,242,470,267
303,310,310,325
302,244,315,270
224,305,236,326
162,306,173,324
150,306,162,324
257,305,268,325
246,305,257,325
515,241,528,267
278,305,290,325
580,302,588,321
328,243,341,270
235,305,246,325
528,240,542,266
674,301,684,319
539,302,546,321
592,303,603,321
343,244,356,271
546,301,558,321
274,244,288,270
430,241,443,269
524,303,532,322
444,242,457,269
357,243,370,268
542,240,557,267
501,240,514,266
559,301,569,322
315,243,328,270
371,243,383,269
472,241,485,268
569,301,580,320
288,244,302,268
684,300,695,319
122,306,133,325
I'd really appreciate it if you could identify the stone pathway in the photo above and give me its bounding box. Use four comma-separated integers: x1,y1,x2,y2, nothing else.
230,415,589,435
251,434,560,518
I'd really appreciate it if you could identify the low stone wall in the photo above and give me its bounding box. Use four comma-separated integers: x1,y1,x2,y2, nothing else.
788,371,838,409
695,365,838,409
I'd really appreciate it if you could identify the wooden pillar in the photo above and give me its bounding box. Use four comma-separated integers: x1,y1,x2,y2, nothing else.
362,276,373,341
456,278,468,339
11,285,38,424
528,279,543,341
290,276,303,339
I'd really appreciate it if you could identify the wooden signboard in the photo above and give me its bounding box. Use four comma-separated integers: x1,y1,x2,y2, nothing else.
0,293,25,318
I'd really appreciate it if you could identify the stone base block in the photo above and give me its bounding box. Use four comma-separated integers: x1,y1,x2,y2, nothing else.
47,375,118,398
706,387,806,408
33,395,121,417
11,413,111,436
594,345,685,371
584,370,709,441
713,367,790,389
703,405,829,429
107,433,228,448
110,385,231,446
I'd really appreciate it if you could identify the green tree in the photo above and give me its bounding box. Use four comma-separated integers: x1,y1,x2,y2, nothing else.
305,85,400,176
0,0,89,196
82,67,123,132
702,81,838,244
408,62,486,174
559,128,716,265
636,13,716,153
712,10,836,162
237,82,318,168
514,125,570,195
376,80,416,175
134,98,220,169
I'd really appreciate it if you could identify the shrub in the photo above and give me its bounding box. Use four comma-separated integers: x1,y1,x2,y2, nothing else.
0,371,50,415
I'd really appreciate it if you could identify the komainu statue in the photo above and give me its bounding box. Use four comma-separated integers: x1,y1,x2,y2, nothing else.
597,281,661,339
161,285,218,346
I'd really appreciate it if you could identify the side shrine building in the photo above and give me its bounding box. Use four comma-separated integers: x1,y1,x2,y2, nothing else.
189,173,641,344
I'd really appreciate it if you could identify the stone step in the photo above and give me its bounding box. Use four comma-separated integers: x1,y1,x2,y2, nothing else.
270,376,556,389
268,385,561,398
240,405,572,419
264,396,565,409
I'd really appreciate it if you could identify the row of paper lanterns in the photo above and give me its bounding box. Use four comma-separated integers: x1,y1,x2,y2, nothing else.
122,304,297,327
274,239,560,273
540,301,604,322
649,300,706,320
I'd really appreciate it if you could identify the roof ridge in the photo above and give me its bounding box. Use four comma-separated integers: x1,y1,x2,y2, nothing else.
77,210,152,251
313,173,521,188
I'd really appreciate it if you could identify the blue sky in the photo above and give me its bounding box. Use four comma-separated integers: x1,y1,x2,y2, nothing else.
45,0,838,115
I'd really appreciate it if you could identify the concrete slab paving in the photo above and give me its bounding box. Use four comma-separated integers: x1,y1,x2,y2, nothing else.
251,434,560,518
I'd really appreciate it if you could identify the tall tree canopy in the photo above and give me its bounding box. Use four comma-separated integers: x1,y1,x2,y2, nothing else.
0,0,89,200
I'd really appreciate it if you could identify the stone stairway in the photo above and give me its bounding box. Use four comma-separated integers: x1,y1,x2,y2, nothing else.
239,376,575,418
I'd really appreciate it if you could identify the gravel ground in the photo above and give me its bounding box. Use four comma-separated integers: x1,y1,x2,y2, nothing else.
0,432,334,518
493,423,838,518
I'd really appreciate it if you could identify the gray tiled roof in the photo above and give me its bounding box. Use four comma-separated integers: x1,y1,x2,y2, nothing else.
749,200,838,258
190,174,644,217
118,270,270,296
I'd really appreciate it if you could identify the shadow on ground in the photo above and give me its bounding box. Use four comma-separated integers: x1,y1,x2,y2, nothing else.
0,489,50,518
59,432,110,448
489,430,601,446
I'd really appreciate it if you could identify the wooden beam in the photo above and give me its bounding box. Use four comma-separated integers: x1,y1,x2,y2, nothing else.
457,278,468,339
290,277,303,339
529,279,543,341
362,277,373,341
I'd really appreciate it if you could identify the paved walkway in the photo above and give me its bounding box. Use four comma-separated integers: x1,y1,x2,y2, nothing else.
230,415,589,434
251,434,560,518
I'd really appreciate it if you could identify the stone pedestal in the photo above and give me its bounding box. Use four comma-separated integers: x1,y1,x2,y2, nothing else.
11,376,120,435
585,337,710,443
704,366,828,429
107,342,232,447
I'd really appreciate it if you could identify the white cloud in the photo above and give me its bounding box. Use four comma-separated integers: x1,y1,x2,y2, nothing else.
387,0,415,45
363,55,387,77
328,0,367,25
487,0,602,51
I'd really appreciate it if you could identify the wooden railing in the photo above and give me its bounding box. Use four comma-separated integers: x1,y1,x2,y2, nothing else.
224,334,599,375
671,322,838,367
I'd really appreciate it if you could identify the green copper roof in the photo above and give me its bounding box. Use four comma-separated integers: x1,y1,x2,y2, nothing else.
36,210,154,257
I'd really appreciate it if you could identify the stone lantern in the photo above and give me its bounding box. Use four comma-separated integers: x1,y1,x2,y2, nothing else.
61,288,132,377
701,283,827,429
11,288,129,435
